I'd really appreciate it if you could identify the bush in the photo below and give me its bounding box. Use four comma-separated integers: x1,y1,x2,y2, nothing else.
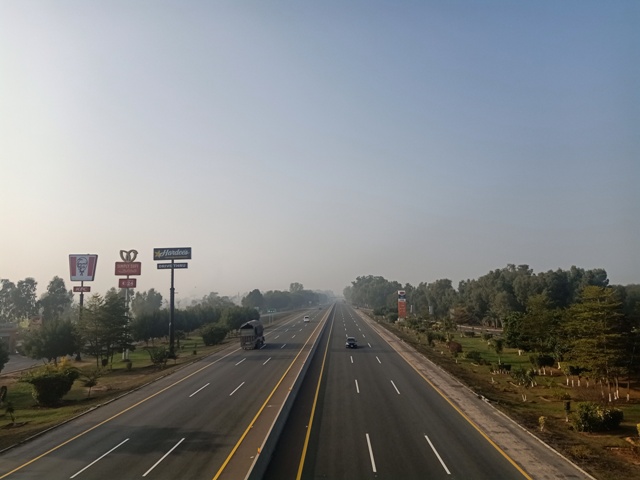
463,331,475,338
200,323,229,346
20,363,80,406
144,346,169,368
571,402,624,432
464,350,483,362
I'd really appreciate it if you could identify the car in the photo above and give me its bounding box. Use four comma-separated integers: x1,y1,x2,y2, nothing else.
345,337,358,348
303,315,310,322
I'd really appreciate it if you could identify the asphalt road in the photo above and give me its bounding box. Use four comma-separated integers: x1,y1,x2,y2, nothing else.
0,309,325,480
265,303,563,479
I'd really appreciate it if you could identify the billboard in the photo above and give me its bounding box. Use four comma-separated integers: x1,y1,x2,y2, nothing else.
115,262,142,276
153,248,192,261
69,254,98,282
398,290,407,319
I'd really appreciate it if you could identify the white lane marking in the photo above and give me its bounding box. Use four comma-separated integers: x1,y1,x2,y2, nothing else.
368,343,372,348
280,344,287,349
362,333,366,338
229,382,245,396
275,335,280,339
355,380,360,394
143,438,185,477
70,438,129,478
260,344,266,349
189,383,210,398
366,433,377,473
350,356,353,364
292,335,296,339
263,357,271,365
425,435,451,474
376,356,381,364
391,380,401,395
235,358,246,366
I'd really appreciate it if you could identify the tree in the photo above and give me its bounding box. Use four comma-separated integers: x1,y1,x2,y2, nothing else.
289,282,304,293
0,280,17,323
563,286,628,401
242,289,264,310
14,278,38,322
22,319,80,364
78,292,131,368
39,277,73,322
0,341,9,373
131,289,164,318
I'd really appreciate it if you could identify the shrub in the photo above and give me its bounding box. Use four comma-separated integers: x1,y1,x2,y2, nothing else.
571,402,624,432
20,362,80,406
145,346,169,368
463,330,475,338
200,323,229,346
464,351,483,362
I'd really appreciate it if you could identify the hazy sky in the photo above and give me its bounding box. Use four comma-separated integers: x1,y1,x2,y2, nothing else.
1,1,638,302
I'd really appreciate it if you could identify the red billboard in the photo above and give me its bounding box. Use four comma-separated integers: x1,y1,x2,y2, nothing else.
73,286,91,293
69,254,98,281
115,262,141,276
119,278,137,288
398,290,407,319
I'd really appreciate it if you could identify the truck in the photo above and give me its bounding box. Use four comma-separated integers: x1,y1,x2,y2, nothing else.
239,319,265,350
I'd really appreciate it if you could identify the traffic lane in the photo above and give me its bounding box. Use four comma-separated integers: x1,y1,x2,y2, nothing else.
353,346,526,479
0,331,319,479
305,325,445,479
1,345,299,479
307,311,525,479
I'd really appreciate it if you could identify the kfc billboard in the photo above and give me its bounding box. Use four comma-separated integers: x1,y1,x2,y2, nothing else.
69,254,98,281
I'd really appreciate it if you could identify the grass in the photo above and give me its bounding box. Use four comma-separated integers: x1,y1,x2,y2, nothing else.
0,335,232,451
381,320,640,480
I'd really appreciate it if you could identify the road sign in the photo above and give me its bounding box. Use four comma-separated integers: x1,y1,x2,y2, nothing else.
115,262,141,276
157,262,189,269
119,278,137,288
153,248,192,261
73,286,91,293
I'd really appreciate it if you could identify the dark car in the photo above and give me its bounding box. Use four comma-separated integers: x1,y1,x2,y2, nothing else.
345,337,358,348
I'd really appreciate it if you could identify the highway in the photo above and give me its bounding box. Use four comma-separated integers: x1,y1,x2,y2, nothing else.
0,309,326,480
266,303,530,479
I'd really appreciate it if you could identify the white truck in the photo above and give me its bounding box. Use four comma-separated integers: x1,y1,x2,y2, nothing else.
239,320,265,350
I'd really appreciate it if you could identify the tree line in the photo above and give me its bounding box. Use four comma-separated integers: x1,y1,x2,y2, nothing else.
0,276,328,371
343,265,640,402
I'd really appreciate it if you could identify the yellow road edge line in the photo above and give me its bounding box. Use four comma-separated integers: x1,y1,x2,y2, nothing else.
0,349,239,479
296,313,334,479
365,314,533,480
212,317,326,480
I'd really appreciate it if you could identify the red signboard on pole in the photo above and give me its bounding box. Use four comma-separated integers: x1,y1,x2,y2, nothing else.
73,286,91,293
119,278,137,289
115,262,141,276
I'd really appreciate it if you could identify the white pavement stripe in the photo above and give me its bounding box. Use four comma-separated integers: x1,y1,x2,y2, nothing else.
391,380,401,395
376,356,381,364
281,344,286,349
235,358,246,366
263,357,271,365
189,383,210,398
355,380,360,394
350,356,354,364
229,382,245,396
143,438,186,477
366,433,377,473
70,438,129,478
425,435,451,475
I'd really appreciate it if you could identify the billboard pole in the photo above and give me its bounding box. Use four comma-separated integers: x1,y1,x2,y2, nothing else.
153,248,191,360
169,259,175,358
